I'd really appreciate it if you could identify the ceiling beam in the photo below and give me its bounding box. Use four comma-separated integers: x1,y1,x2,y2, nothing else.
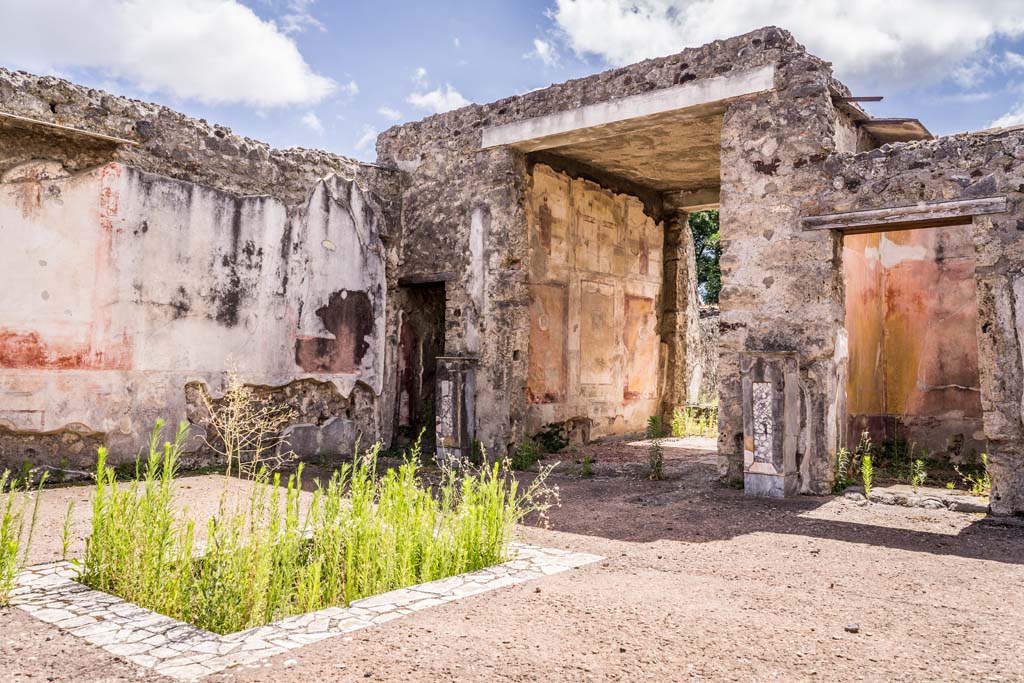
667,187,720,212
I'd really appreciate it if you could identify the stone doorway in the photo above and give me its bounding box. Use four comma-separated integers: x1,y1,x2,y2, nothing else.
394,282,446,451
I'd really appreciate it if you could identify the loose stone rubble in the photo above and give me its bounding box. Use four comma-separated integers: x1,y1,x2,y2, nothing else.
11,543,601,681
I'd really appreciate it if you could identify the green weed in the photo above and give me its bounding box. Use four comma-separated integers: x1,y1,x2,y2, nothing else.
536,423,570,454
911,459,928,490
670,405,718,438
580,454,593,479
955,453,991,498
0,470,46,605
647,416,664,481
61,499,75,561
510,440,542,471
832,447,852,495
861,455,874,498
79,421,551,634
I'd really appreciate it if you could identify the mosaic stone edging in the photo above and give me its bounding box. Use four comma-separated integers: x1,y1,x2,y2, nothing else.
12,542,601,681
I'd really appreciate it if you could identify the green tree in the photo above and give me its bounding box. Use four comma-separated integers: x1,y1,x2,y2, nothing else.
689,209,721,304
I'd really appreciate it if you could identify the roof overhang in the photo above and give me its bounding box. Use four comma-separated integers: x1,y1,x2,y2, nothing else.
857,118,932,144
481,64,775,152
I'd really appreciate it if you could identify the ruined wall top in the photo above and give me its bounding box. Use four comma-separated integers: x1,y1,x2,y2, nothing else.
0,67,399,207
809,125,1024,214
377,26,849,163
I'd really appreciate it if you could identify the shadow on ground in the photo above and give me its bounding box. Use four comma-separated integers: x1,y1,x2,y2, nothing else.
511,437,1024,567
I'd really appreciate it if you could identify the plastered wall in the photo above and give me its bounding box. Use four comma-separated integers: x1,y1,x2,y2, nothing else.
844,227,983,458
0,158,388,469
524,164,663,438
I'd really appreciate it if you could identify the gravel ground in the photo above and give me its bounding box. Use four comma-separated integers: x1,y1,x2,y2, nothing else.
2,438,1023,683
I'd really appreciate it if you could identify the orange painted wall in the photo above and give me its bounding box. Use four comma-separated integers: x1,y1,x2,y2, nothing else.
844,226,983,456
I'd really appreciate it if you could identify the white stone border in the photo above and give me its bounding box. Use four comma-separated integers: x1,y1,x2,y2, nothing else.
12,543,601,681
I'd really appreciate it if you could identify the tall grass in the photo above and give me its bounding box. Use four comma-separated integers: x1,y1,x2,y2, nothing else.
670,405,718,438
80,421,549,634
0,470,46,605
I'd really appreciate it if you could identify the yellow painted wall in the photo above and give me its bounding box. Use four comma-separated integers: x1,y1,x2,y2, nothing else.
525,164,662,438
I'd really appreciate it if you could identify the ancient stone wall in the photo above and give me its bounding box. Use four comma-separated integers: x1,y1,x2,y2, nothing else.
378,27,839,455
716,45,852,491
0,68,400,473
795,127,1024,514
696,307,720,404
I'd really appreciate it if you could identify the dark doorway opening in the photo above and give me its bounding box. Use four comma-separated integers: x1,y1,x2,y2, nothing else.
395,282,446,452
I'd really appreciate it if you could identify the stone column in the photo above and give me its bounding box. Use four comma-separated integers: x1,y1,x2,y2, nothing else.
717,53,848,494
659,209,704,425
435,356,478,465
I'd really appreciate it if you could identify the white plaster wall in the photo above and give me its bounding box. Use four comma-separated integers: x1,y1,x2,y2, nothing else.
0,162,385,454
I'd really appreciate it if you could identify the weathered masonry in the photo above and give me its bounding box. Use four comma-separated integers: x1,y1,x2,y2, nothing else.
2,26,1024,513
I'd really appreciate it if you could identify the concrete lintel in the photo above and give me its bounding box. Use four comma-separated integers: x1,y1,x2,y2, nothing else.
481,64,775,151
670,187,720,212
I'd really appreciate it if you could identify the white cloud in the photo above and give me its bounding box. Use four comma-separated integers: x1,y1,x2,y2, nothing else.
990,105,1024,129
0,0,335,107
407,84,471,114
301,111,324,134
546,0,1024,87
526,38,558,66
1004,51,1024,71
377,106,402,121
453,37,461,48
279,0,325,34
340,79,359,96
951,61,992,89
936,91,993,104
355,124,378,152
412,67,429,86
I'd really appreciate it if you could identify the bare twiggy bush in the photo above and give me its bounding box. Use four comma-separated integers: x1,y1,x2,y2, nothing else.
198,370,296,478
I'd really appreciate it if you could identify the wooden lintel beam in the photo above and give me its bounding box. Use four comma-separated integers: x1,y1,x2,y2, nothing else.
801,196,1008,233
832,96,883,103
0,110,138,146
397,272,455,286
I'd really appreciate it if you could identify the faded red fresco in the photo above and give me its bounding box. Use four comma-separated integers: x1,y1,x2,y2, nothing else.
844,226,982,448
294,290,374,373
0,329,132,370
622,295,656,400
1,163,133,371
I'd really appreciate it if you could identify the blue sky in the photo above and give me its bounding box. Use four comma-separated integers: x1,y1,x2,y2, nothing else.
3,1,1024,161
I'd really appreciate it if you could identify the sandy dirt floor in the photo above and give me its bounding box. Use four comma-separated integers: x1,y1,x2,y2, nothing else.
2,437,1023,682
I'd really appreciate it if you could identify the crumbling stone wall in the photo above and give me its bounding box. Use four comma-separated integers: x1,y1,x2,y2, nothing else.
697,307,720,404
660,205,705,420
795,127,1024,514
378,27,838,456
715,38,854,491
0,68,400,472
